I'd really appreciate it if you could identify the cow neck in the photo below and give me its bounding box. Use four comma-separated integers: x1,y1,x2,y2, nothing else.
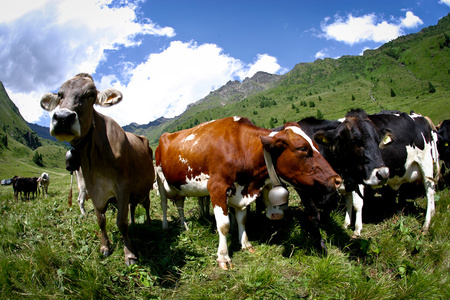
70,124,94,171
263,148,283,187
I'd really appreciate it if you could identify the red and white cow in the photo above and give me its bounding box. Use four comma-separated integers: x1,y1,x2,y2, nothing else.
40,73,154,266
155,116,341,269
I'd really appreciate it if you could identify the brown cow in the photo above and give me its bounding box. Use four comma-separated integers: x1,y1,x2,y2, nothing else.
40,73,154,266
155,116,341,270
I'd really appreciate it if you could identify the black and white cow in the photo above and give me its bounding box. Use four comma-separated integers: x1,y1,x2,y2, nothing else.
437,119,450,169
346,111,440,235
275,109,391,236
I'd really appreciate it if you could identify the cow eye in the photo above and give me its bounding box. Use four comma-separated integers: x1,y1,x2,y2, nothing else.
297,146,308,152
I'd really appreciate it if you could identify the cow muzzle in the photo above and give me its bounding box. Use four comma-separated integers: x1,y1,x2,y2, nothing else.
50,108,81,142
266,203,288,220
363,167,390,187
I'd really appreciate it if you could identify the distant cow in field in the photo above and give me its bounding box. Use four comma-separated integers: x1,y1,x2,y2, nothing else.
155,116,341,270
40,73,154,266
37,172,50,196
12,176,38,200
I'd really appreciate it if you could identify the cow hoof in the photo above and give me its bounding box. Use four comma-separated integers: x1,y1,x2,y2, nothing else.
217,261,233,270
351,232,361,239
318,240,328,257
247,246,256,254
100,245,110,257
126,258,138,266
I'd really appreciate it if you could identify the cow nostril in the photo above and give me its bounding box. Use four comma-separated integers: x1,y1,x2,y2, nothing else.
376,168,389,181
334,176,342,187
376,172,383,181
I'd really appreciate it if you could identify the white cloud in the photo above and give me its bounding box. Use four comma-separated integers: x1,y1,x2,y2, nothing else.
315,49,328,59
97,42,285,125
237,54,288,80
440,0,450,7
321,11,423,45
1,0,285,126
0,0,174,124
401,11,424,28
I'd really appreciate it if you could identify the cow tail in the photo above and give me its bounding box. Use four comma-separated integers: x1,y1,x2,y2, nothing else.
68,171,73,207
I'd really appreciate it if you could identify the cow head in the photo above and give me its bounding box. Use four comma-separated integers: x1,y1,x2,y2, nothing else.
40,73,122,144
313,109,390,188
438,120,450,168
260,123,342,195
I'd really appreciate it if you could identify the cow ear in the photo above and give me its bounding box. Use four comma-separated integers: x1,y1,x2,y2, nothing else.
40,93,60,111
314,129,336,146
379,129,395,148
96,88,123,107
260,135,286,151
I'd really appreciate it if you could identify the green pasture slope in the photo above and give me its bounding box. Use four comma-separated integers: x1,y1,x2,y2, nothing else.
1,157,450,299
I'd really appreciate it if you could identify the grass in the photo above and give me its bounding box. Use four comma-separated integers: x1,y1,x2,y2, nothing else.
0,160,449,299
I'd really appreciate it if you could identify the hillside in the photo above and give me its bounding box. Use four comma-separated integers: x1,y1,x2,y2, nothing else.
133,13,450,149
0,83,68,170
0,82,41,150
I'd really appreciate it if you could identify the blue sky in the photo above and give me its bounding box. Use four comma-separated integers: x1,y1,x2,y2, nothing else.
1,0,449,126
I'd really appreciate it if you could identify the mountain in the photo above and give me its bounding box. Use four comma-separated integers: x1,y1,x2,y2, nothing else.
132,13,450,148
0,82,41,150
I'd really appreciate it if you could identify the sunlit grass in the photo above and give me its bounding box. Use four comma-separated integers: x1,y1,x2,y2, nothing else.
0,161,449,299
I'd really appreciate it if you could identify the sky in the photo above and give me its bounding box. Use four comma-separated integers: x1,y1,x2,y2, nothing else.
1,0,449,127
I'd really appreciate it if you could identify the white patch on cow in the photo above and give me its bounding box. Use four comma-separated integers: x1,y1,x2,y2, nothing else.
233,116,241,122
227,183,259,209
286,126,320,153
179,172,210,196
338,117,345,122
387,134,434,190
179,155,188,164
409,112,421,119
197,119,216,128
182,134,195,143
213,205,231,264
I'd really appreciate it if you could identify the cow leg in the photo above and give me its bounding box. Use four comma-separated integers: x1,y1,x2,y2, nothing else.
95,209,110,257
344,192,353,230
234,208,254,252
78,190,87,216
157,175,170,230
142,196,151,226
175,198,188,230
198,196,210,217
352,186,364,237
213,204,232,270
422,178,436,232
116,197,137,266
298,190,327,255
129,203,137,225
